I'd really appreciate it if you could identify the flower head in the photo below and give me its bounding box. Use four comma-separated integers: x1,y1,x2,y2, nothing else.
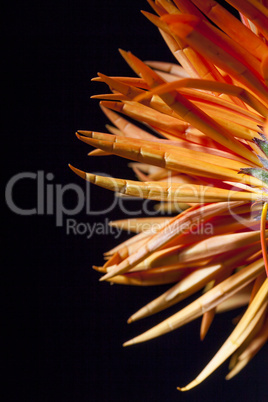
70,0,268,390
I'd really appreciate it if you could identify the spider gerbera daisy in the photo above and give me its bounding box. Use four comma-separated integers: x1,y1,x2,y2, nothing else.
69,0,268,391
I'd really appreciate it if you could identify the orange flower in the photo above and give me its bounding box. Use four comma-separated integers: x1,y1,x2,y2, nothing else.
70,0,268,390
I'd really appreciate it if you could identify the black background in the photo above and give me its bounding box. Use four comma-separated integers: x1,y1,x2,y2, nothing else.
4,1,268,401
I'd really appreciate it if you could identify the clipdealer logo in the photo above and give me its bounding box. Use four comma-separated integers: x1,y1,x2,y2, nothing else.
4,170,170,236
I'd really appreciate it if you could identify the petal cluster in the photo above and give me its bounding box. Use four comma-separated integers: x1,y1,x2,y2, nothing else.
70,0,268,390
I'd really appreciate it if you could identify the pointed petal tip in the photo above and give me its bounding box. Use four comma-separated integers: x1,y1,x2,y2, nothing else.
77,129,92,136
99,270,115,282
76,130,94,143
177,378,200,391
177,386,188,392
97,72,107,80
88,149,105,156
68,164,87,180
177,382,196,392
123,339,135,347
127,311,141,323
